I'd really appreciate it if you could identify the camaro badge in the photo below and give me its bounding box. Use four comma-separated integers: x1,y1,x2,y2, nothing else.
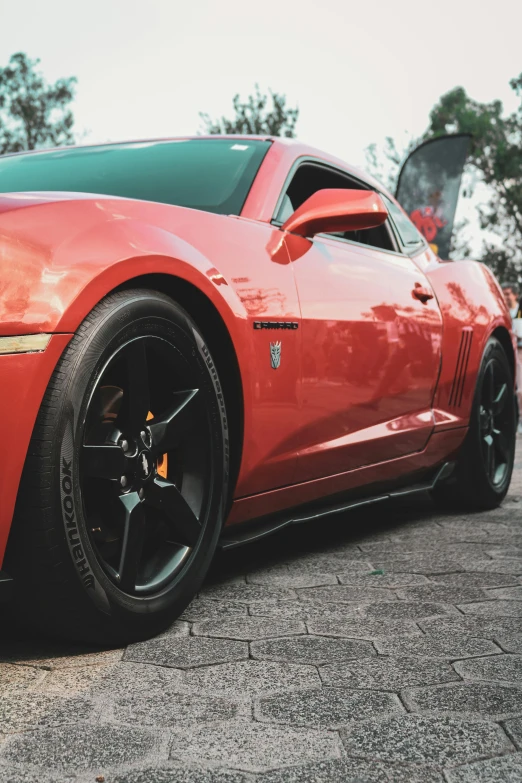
270,341,282,370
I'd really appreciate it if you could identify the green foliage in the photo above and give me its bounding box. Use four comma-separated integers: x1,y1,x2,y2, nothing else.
200,84,298,138
365,73,522,282
0,52,76,154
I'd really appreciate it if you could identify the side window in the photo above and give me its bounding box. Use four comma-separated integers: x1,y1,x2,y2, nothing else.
274,162,397,253
382,195,425,251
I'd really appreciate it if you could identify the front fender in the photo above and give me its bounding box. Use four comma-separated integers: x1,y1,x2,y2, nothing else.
0,199,247,341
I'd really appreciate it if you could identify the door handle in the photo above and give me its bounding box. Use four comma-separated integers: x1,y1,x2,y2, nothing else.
412,284,434,303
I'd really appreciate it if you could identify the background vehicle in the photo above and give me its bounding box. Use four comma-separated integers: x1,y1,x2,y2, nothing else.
0,136,516,642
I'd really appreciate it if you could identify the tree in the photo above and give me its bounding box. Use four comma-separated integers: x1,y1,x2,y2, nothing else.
0,52,76,154
200,85,298,138
365,73,522,282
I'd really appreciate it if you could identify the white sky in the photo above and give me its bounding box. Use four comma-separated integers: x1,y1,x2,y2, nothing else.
1,0,521,250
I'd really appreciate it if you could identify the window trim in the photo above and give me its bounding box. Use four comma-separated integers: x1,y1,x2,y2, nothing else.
271,155,427,258
380,193,427,257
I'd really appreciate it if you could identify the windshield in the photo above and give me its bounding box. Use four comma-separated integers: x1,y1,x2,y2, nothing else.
0,138,271,215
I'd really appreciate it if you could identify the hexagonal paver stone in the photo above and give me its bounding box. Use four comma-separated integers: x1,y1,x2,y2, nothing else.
182,660,320,697
158,620,192,637
445,754,522,782
419,616,520,639
285,552,371,567
255,687,403,729
430,572,520,588
296,585,397,603
254,758,389,782
112,691,238,727
254,758,444,783
362,601,458,620
0,693,97,733
306,618,422,640
361,542,487,556
0,664,45,694
123,637,248,668
496,631,522,653
465,559,522,574
247,571,338,588
504,716,522,747
402,683,522,720
372,555,464,574
374,632,500,660
169,722,342,772
340,715,512,766
111,767,248,783
92,661,184,699
0,764,76,783
251,635,376,666
458,601,522,617
192,617,306,641
337,572,430,587
180,599,248,622
320,656,459,690
395,586,488,603
486,586,522,599
454,654,522,684
199,584,297,604
284,558,373,575
1,723,157,772
249,601,364,621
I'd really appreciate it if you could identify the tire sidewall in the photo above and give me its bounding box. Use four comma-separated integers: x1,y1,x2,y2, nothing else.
466,337,516,501
54,291,228,630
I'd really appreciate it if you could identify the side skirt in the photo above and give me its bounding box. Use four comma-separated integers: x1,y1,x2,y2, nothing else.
219,461,455,551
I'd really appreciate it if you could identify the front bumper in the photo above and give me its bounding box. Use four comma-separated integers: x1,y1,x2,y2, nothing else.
0,333,72,567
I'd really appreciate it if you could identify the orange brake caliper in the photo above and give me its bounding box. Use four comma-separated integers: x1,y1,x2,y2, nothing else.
147,411,168,479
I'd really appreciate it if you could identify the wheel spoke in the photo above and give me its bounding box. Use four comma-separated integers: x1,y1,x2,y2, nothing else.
494,429,510,465
483,363,495,408
145,476,200,547
149,389,200,455
493,383,508,417
121,339,150,432
117,492,146,592
483,433,495,479
82,444,126,480
479,406,489,433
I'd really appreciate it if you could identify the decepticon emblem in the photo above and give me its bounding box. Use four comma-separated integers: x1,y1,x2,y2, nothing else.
270,341,282,370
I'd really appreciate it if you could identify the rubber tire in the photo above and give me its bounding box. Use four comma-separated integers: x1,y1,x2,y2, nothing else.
4,290,229,644
433,337,516,511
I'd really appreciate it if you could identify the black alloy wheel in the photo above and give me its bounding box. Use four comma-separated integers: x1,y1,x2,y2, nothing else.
478,355,513,489
433,336,516,510
6,290,229,643
81,335,209,596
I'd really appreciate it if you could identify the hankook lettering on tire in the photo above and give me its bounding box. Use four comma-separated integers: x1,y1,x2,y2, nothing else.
60,421,110,613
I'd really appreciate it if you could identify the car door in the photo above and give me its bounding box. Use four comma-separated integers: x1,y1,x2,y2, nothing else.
275,161,443,483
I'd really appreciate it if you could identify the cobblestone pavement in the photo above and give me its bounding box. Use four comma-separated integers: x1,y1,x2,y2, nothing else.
1,443,522,782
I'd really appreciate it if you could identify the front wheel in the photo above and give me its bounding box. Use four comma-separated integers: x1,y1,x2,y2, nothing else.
433,337,516,510
5,290,229,644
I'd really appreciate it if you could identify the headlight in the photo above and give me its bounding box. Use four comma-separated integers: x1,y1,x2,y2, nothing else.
0,334,52,355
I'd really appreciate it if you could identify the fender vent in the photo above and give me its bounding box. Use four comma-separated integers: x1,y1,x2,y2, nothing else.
449,327,473,407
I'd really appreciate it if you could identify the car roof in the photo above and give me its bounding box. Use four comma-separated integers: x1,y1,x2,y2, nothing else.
0,135,392,200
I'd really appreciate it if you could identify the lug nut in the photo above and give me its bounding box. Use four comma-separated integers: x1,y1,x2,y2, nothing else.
140,429,152,447
120,475,128,488
121,439,129,453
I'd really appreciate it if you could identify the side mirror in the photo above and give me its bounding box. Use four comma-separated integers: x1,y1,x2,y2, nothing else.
281,188,388,238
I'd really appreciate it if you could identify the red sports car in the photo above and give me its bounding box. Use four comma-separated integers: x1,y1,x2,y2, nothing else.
0,136,517,643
